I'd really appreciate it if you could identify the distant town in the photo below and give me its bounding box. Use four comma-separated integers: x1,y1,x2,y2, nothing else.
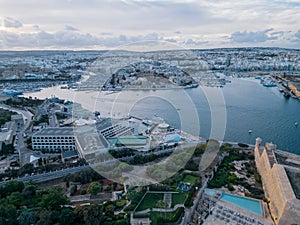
0,48,300,99
0,48,299,225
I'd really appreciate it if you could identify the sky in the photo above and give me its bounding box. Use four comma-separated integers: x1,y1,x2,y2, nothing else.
0,0,300,50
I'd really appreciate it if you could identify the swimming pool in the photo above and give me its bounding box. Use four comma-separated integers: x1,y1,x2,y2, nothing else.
221,193,263,216
204,188,216,196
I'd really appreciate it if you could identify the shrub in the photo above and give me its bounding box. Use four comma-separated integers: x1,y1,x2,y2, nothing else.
228,184,235,191
237,143,249,148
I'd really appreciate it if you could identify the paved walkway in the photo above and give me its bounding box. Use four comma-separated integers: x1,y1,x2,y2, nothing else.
163,192,172,208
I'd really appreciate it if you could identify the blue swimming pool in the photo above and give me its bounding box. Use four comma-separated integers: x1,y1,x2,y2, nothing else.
221,193,263,216
204,188,216,196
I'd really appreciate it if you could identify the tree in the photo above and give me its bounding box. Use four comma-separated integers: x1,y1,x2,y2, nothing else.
59,208,75,225
80,189,87,195
19,163,34,176
4,180,25,197
74,205,104,225
22,184,37,198
36,210,52,225
19,211,37,225
87,182,102,196
70,185,77,196
0,203,17,225
7,192,23,208
38,158,43,166
39,187,68,210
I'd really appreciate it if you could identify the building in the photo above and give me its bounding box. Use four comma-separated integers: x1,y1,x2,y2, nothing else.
0,121,17,149
106,135,148,148
74,125,109,160
61,150,79,163
32,127,76,152
100,123,134,138
254,138,300,225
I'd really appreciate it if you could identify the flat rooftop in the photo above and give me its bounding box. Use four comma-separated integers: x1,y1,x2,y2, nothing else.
62,150,78,159
0,130,13,142
96,118,114,131
74,126,108,154
107,135,148,146
33,127,75,136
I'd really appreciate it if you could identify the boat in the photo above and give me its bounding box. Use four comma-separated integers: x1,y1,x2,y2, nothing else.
105,91,118,95
284,92,291,98
33,88,41,92
262,81,277,87
2,89,23,96
248,129,252,134
295,122,298,126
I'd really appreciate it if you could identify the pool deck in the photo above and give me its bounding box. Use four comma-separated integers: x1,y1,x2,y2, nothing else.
203,200,273,225
193,191,274,225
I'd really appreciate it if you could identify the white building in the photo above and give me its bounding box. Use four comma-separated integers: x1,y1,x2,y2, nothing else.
32,127,76,152
0,121,17,149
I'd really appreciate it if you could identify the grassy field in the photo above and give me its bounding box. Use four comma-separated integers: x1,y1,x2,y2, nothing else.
150,207,184,225
172,192,188,206
182,174,199,185
136,193,164,211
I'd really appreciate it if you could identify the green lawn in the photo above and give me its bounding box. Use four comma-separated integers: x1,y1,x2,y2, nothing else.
136,193,164,211
150,207,184,225
172,192,188,206
182,174,199,185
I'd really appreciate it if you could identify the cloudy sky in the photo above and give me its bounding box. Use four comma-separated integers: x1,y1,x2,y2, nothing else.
0,0,300,50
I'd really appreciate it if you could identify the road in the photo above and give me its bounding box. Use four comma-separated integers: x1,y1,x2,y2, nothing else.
0,164,90,186
0,104,33,164
48,103,63,127
49,112,59,127
0,104,33,130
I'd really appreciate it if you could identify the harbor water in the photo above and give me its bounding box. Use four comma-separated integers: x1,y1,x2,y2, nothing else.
23,77,300,154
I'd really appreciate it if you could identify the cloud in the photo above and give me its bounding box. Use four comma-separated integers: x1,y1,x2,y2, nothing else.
100,32,113,36
184,38,208,46
65,25,79,31
230,29,277,43
0,0,229,34
270,31,284,36
0,29,165,49
32,24,40,30
272,0,300,7
0,0,299,49
165,38,177,43
295,30,300,40
3,17,22,28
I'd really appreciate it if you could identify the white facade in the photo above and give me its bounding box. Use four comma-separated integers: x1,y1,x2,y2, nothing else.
32,127,76,152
